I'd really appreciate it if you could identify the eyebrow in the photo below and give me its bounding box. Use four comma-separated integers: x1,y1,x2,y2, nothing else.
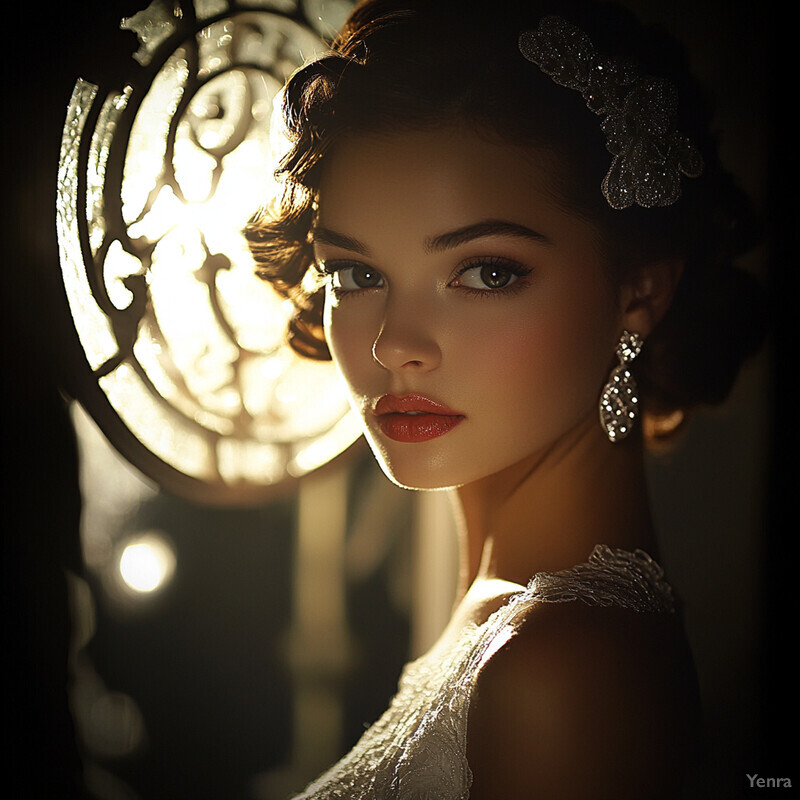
425,219,552,252
311,218,552,256
312,227,371,255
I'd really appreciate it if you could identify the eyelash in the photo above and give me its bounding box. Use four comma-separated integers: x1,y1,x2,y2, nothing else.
319,260,384,297
318,257,533,299
450,257,533,298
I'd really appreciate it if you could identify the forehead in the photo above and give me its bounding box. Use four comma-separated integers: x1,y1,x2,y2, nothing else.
315,124,601,251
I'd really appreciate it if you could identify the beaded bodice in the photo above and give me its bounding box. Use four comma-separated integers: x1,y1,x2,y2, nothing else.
291,545,674,800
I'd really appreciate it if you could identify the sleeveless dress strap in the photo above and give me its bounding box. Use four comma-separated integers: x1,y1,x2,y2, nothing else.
526,544,675,613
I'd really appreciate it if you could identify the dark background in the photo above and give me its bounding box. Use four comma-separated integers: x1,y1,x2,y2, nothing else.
3,1,789,798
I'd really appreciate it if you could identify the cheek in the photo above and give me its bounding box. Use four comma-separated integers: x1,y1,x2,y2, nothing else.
527,281,620,394
323,296,379,393
462,300,615,421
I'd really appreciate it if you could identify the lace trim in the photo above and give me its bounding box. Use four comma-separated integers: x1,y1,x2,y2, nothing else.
292,545,674,799
530,544,674,612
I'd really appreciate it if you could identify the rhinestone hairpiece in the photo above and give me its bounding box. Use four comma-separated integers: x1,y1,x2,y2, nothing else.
518,16,703,210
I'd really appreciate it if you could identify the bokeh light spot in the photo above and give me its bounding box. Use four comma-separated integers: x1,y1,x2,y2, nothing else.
119,534,176,593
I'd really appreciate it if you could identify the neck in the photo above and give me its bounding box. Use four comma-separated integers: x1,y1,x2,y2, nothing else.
450,411,656,594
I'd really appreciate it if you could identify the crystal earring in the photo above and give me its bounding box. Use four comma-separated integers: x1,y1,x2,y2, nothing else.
599,331,643,442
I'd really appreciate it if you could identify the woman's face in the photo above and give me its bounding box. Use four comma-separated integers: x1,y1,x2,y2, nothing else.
314,125,626,490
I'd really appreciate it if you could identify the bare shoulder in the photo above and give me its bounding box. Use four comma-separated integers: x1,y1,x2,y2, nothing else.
467,600,702,800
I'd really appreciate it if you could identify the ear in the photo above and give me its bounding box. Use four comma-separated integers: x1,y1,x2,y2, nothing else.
618,259,683,339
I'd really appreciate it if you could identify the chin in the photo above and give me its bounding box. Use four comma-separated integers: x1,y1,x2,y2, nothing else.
365,436,464,492
380,469,461,493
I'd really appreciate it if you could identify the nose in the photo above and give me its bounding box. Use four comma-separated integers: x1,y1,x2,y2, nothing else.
371,297,441,373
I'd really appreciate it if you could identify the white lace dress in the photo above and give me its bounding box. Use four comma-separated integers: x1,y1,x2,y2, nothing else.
292,545,675,800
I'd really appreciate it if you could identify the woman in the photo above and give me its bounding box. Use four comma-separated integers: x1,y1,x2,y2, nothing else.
246,1,764,796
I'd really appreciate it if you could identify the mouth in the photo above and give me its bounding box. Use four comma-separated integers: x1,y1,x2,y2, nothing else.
373,394,465,443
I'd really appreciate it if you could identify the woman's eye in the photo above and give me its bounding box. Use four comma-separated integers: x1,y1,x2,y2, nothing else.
330,264,385,291
453,261,526,291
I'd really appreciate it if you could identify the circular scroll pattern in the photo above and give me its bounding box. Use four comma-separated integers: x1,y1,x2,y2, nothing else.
57,0,360,503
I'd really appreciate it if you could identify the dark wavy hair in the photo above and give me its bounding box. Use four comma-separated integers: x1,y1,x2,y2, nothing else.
245,0,765,433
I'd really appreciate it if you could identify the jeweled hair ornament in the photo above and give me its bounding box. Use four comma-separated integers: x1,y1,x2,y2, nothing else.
519,16,704,210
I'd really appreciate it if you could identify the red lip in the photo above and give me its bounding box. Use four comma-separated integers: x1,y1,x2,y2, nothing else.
374,394,465,442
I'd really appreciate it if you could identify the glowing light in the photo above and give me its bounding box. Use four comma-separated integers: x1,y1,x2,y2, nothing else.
57,3,360,502
118,534,175,593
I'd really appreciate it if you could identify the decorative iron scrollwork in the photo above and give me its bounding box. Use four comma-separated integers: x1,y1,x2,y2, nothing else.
57,0,360,503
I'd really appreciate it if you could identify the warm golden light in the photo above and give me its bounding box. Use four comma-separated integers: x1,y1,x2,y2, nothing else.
118,534,176,594
57,2,360,501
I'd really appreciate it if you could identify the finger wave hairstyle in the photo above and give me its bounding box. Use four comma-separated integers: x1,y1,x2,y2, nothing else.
245,0,766,437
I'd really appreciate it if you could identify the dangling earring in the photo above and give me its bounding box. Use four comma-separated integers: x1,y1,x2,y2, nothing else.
599,330,643,442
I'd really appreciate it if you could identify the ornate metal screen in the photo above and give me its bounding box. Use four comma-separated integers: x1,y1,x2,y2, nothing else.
57,0,360,503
